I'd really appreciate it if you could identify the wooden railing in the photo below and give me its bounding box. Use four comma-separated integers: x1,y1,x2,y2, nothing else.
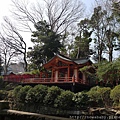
3,74,39,83
57,77,73,82
22,78,52,83
3,75,89,85
22,77,73,84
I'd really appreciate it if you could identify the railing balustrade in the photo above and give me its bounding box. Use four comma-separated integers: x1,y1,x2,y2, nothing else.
3,75,89,85
22,77,73,83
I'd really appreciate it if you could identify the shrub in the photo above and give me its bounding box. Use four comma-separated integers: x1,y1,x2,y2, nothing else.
87,86,100,102
26,84,48,104
17,85,32,103
110,85,120,106
34,85,48,103
87,86,103,107
97,87,111,107
44,86,63,107
7,90,14,101
73,91,90,109
87,86,112,107
25,87,36,104
0,90,8,100
0,76,4,89
5,83,17,91
30,69,40,75
54,90,74,110
13,85,22,100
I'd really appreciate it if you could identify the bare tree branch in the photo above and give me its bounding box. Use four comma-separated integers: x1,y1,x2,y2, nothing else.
11,0,85,34
0,33,18,74
1,17,28,71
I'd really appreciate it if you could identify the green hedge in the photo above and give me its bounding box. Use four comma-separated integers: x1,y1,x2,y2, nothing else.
9,84,120,111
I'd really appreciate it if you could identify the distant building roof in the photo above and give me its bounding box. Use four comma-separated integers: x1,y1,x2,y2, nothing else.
2,62,25,75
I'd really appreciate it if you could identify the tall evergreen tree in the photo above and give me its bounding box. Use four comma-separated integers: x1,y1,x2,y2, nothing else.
90,6,107,62
71,18,92,59
28,21,63,69
90,5,119,62
112,0,120,22
111,0,120,51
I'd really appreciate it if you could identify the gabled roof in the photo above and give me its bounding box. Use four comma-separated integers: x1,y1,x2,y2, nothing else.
72,59,92,65
43,54,92,68
56,54,72,62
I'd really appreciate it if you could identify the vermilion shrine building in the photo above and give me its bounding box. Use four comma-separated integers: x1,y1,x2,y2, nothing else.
4,54,94,92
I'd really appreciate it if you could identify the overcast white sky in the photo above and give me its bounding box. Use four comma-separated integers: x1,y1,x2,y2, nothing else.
0,0,12,20
0,0,95,22
0,0,95,48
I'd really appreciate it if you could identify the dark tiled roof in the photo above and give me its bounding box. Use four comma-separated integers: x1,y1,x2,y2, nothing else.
56,54,72,62
73,59,90,64
56,54,91,65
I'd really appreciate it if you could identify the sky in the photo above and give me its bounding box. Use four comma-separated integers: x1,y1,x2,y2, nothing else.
0,0,95,48
0,1,11,21
0,0,95,22
0,0,95,21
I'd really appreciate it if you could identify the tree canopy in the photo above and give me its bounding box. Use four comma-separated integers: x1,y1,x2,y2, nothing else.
97,58,120,85
27,21,63,69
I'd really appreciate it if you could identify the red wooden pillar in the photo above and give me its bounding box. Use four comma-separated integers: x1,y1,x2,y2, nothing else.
72,75,75,83
51,68,54,82
67,65,70,81
40,72,42,78
74,67,78,82
55,69,58,82
76,68,78,82
45,73,48,80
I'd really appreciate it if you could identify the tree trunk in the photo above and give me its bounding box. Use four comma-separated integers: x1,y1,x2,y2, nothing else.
109,48,113,62
23,53,27,72
98,49,102,62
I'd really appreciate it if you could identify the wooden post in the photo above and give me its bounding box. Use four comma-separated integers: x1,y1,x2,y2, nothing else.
74,67,78,82
67,65,70,81
40,72,42,78
51,68,54,82
55,70,58,82
72,75,75,83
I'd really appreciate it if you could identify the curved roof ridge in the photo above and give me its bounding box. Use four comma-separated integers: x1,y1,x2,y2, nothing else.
56,53,72,62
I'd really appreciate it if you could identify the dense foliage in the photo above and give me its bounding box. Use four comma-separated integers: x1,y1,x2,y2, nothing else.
43,86,62,106
71,18,93,58
0,83,117,113
97,58,120,85
27,21,63,69
73,91,90,109
54,90,74,110
27,84,48,104
110,84,120,106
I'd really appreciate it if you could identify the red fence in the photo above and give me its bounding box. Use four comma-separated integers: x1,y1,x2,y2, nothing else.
3,74,88,85
3,74,39,83
22,77,74,84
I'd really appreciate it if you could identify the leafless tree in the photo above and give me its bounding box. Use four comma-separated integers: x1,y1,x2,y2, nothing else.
0,33,18,74
1,17,28,72
11,0,85,34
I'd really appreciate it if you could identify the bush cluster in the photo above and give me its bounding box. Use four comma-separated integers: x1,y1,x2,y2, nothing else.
6,84,120,111
9,85,89,110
